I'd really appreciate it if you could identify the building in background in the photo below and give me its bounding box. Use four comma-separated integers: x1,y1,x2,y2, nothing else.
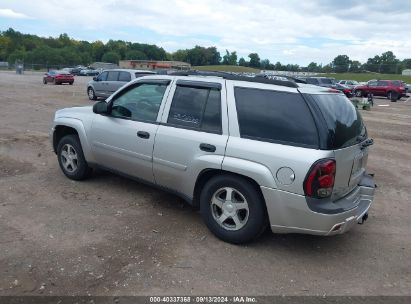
119,60,191,71
90,62,119,70
402,69,411,76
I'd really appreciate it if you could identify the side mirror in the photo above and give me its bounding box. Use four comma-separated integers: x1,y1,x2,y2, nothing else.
93,101,109,115
93,76,98,81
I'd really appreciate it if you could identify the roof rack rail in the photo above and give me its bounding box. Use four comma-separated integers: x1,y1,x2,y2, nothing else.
168,70,299,88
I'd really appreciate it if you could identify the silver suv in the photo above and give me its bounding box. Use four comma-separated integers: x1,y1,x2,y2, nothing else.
87,69,156,100
51,71,376,244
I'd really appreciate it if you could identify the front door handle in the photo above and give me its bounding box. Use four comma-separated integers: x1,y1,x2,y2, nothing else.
137,131,150,139
199,143,216,152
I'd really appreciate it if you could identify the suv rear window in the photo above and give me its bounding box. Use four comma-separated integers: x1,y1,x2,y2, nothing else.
312,94,366,149
234,87,319,148
118,71,131,82
319,78,333,84
391,80,402,87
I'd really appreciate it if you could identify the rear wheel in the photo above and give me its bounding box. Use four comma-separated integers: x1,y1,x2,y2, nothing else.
88,87,97,100
69,82,74,85
43,78,47,84
200,174,267,244
57,135,91,180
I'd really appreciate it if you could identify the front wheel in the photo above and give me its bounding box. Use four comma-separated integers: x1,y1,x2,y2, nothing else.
87,87,97,100
355,90,363,97
200,175,268,244
57,135,91,180
387,91,398,102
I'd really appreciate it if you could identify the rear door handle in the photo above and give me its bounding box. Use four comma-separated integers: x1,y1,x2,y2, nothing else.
137,131,150,139
199,143,216,152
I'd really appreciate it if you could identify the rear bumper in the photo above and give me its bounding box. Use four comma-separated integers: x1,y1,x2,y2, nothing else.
261,173,376,236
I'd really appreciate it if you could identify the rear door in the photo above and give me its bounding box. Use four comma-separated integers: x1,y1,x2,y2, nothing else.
106,71,120,96
153,79,228,199
367,80,379,95
93,71,109,97
310,94,369,200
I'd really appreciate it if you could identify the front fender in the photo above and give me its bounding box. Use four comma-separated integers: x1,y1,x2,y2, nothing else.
53,117,95,163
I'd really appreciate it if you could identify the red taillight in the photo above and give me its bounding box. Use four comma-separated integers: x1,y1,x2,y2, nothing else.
304,159,336,198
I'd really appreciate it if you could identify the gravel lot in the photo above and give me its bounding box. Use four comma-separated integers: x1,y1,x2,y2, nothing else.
0,71,410,296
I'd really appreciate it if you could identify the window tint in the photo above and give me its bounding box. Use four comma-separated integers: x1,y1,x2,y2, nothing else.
368,81,378,87
107,71,119,81
320,78,333,84
392,80,401,87
97,71,108,81
167,86,222,133
306,78,319,85
110,83,167,122
135,72,155,78
234,87,318,147
312,94,366,149
118,71,131,82
377,81,389,86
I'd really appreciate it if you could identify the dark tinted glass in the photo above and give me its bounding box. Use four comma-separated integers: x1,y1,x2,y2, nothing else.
118,71,131,82
320,78,333,84
107,71,119,81
392,81,401,87
234,87,318,147
167,86,222,133
97,71,108,81
306,78,319,85
135,72,155,78
378,81,389,86
312,94,366,149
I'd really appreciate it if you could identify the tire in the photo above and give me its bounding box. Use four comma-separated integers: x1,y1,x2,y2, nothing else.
200,174,268,244
57,135,91,180
69,82,74,85
387,91,398,102
355,90,363,97
43,78,47,84
87,87,97,100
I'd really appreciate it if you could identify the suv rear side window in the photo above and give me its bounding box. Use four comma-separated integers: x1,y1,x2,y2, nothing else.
107,71,119,81
312,94,366,149
234,87,318,148
167,86,222,134
118,71,131,82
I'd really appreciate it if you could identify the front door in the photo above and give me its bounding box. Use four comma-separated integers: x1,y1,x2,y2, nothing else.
90,80,171,183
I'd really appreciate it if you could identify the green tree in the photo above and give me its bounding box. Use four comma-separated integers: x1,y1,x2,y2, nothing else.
349,60,362,73
222,50,237,65
248,53,260,68
332,55,350,73
125,50,148,60
102,51,120,64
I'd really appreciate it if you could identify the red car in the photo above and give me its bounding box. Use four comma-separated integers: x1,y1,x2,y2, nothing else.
354,80,405,101
43,70,74,85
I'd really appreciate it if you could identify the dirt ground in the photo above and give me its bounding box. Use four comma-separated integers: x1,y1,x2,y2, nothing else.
0,71,410,296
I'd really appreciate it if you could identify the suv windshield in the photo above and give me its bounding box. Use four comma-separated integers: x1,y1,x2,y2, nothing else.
312,94,366,149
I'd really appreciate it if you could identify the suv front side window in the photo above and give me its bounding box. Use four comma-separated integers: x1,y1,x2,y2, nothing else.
167,85,222,134
110,83,167,122
97,71,108,81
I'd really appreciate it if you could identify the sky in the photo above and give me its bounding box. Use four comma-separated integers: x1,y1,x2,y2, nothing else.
0,0,410,65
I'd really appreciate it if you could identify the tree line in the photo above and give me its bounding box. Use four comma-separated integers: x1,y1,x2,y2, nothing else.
1,28,410,73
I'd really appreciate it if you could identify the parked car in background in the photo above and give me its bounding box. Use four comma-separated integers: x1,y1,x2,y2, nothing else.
79,68,100,76
43,70,74,85
337,80,359,89
70,67,85,76
51,72,375,244
334,83,353,97
298,77,336,88
87,69,156,100
354,80,406,101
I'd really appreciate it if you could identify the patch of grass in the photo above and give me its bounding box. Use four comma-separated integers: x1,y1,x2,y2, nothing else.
317,73,411,83
193,65,260,73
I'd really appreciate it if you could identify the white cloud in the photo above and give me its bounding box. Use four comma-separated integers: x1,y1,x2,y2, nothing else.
0,8,30,19
1,0,411,64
